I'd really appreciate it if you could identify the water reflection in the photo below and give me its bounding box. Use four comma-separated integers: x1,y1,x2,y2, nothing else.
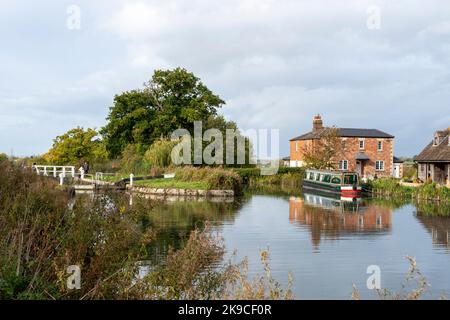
73,191,245,265
134,193,245,264
71,189,450,298
289,193,392,249
416,203,450,249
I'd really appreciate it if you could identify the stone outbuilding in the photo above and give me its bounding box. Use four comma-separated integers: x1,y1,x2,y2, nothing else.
415,128,450,185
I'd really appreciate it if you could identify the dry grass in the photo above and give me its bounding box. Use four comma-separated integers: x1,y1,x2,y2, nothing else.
351,256,432,300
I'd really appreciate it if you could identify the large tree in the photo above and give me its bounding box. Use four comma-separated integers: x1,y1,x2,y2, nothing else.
101,68,225,158
44,127,107,165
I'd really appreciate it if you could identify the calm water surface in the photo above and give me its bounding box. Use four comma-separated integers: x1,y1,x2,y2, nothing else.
118,191,450,299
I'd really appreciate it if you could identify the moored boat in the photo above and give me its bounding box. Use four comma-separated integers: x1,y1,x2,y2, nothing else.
302,169,362,196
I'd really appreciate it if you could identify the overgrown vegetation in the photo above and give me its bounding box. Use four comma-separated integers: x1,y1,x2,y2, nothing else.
0,162,289,299
352,256,432,300
369,178,450,202
143,139,178,168
233,167,305,192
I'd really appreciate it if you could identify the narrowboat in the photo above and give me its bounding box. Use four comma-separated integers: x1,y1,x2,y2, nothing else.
302,169,361,196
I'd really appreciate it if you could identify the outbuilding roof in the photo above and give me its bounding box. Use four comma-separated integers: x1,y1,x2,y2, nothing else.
415,134,450,162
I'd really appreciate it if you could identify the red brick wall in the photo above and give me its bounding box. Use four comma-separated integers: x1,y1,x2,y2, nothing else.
290,140,311,162
334,137,394,178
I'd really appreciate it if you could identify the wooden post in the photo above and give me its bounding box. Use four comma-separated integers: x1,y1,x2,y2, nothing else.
53,166,57,177
130,173,134,187
71,167,75,178
59,173,64,185
62,167,66,177
44,166,48,176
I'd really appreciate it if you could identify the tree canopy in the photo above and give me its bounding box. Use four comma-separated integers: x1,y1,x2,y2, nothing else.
0,153,8,163
44,127,107,165
101,67,225,158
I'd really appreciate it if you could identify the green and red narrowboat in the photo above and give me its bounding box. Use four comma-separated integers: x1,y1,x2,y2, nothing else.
302,169,362,196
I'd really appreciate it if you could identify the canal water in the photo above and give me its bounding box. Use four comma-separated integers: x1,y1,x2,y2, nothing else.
89,190,450,299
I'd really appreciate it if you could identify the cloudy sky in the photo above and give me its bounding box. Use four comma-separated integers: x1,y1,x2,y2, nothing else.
1,0,449,157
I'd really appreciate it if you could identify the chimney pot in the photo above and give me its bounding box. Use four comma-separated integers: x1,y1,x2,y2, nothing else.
313,114,323,132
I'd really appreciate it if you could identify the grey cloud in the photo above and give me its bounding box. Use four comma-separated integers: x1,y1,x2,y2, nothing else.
1,0,450,157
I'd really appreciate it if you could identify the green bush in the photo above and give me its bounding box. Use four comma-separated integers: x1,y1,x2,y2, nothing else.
144,139,178,168
0,153,8,163
120,144,149,174
370,178,450,202
370,178,402,195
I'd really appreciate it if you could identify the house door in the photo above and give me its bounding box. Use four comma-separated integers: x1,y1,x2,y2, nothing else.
393,164,398,178
356,161,362,176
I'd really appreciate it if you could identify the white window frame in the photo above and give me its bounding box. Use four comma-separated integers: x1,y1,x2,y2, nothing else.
339,160,348,171
295,141,299,152
375,160,385,171
359,139,365,150
377,140,383,151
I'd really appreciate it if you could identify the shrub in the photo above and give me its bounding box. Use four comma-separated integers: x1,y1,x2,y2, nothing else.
369,178,450,202
0,153,8,163
120,144,149,174
144,139,178,168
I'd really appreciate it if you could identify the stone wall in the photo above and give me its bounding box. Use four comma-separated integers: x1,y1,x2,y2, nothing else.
129,185,234,198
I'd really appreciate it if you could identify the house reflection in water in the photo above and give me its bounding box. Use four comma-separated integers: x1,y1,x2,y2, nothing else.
416,214,450,249
289,193,392,249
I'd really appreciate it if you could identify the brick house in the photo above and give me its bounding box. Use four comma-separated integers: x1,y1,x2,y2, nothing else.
289,115,395,178
415,128,450,186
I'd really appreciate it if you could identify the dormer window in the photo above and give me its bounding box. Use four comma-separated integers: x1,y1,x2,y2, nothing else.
433,135,439,146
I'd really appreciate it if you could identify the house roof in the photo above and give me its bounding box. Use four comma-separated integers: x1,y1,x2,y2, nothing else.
415,134,450,162
393,156,404,163
290,127,394,141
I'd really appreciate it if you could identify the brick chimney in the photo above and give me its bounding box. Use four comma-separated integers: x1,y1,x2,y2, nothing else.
313,114,323,132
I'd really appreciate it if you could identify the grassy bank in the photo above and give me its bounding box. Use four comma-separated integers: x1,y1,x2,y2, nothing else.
95,166,244,193
369,178,450,202
135,178,209,190
170,166,243,193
